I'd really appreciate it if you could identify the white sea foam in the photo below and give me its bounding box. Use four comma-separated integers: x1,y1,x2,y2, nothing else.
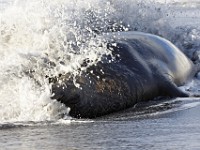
0,0,111,122
0,0,200,123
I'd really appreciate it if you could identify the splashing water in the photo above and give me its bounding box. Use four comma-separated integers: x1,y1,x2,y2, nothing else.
0,0,200,123
0,0,115,122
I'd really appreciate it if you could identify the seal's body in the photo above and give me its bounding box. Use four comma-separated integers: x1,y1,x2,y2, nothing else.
52,32,197,118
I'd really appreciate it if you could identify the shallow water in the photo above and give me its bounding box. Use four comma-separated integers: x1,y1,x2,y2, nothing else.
1,98,200,150
0,0,200,149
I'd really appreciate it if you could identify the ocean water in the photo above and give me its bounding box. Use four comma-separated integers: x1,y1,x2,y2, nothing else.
0,0,200,149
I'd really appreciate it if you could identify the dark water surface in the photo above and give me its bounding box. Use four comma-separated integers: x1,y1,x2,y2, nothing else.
1,98,200,150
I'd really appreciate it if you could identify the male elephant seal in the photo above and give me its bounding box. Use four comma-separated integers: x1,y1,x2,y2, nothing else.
51,31,200,118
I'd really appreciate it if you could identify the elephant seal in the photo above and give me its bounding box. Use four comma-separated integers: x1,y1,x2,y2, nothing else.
51,31,200,118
